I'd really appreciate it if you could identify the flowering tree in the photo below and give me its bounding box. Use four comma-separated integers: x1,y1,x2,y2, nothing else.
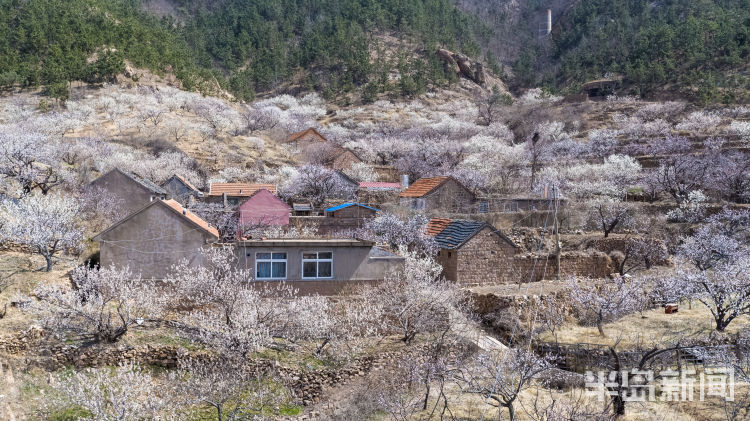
675,258,750,332
566,276,645,336
34,266,164,343
360,213,438,255
585,197,636,238
54,363,174,421
188,202,238,241
279,164,355,209
168,246,296,358
360,252,467,344
455,348,550,421
0,129,69,195
677,208,749,270
0,194,84,271
176,356,284,421
640,135,709,203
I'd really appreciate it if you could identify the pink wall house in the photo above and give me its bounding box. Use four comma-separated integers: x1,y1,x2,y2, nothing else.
238,189,290,227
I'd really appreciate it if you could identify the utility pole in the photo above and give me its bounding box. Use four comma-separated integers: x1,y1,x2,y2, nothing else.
554,186,561,280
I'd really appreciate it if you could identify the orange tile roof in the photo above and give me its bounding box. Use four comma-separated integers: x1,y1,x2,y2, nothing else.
426,218,452,236
208,183,277,196
399,176,450,198
175,175,200,193
286,127,327,143
162,199,219,238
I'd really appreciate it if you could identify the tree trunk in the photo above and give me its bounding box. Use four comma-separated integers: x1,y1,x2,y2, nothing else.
44,254,53,272
506,402,516,421
612,393,625,416
423,383,430,410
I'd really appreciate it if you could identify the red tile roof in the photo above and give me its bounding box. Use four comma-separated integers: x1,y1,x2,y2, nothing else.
359,182,402,190
399,176,450,198
208,183,277,196
426,218,452,236
285,127,327,143
162,199,219,238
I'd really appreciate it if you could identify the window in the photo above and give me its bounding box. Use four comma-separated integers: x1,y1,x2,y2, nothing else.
255,252,287,279
302,252,333,279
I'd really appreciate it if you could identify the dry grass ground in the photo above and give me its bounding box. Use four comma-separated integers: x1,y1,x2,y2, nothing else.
537,304,750,349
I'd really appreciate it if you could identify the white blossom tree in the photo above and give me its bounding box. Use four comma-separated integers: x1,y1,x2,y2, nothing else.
0,194,84,271
53,363,174,421
34,265,164,343
455,348,550,421
566,276,645,336
360,251,467,344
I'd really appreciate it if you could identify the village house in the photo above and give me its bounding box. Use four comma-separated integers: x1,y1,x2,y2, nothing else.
161,174,203,205
237,188,290,228
426,218,519,285
235,238,404,295
358,181,402,206
206,182,277,207
284,127,327,150
88,168,167,216
399,176,475,212
94,199,219,279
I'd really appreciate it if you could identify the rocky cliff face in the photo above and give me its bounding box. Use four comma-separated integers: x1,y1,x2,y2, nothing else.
436,48,486,85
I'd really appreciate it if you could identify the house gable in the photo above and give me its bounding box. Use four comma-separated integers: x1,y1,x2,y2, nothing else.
238,189,290,226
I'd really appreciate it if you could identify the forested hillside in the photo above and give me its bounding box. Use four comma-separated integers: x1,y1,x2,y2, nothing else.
2,0,749,102
0,0,487,101
506,0,750,102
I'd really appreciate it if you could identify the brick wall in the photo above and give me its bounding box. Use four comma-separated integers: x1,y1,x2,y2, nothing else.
439,231,612,286
442,227,518,285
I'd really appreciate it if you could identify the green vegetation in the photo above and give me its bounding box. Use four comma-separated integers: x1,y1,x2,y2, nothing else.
538,0,750,99
0,0,486,100
0,0,194,90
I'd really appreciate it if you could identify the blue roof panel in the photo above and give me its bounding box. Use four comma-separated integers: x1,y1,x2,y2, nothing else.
324,202,380,212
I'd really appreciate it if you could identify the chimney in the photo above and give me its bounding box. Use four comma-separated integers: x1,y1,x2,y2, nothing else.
401,174,410,189
547,9,552,35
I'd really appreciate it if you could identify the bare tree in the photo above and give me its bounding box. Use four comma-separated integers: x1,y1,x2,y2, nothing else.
609,237,667,276
0,194,84,271
476,86,510,126
241,106,280,134
34,265,164,344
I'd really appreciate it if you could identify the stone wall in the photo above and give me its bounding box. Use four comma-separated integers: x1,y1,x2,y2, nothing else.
443,249,612,286
439,227,518,285
0,326,402,406
514,251,613,283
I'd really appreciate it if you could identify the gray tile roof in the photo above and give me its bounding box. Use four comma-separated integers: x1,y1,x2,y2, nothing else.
122,171,167,195
433,220,486,249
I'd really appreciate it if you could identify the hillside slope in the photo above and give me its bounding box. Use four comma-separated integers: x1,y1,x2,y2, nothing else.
0,0,492,102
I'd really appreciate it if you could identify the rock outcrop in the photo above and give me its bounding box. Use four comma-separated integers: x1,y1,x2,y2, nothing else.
436,48,485,85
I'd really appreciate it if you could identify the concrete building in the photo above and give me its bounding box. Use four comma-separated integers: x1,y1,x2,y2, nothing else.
206,183,277,207
161,174,203,205
236,238,404,295
238,188,290,228
94,199,219,279
399,176,475,212
88,168,167,216
427,218,519,285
